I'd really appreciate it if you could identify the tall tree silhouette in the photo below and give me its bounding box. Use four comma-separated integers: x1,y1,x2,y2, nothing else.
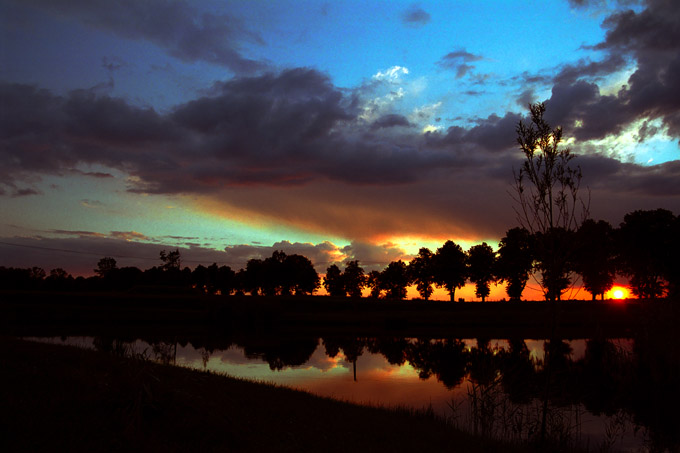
323,264,345,297
408,248,435,300
159,249,181,271
366,270,382,298
94,257,117,278
617,209,675,298
433,240,467,301
343,260,366,298
214,264,236,295
573,219,616,300
514,102,588,301
669,215,680,298
282,254,319,295
243,258,266,295
191,264,209,293
467,243,496,302
496,227,533,301
381,260,410,300
262,250,286,296
533,227,574,301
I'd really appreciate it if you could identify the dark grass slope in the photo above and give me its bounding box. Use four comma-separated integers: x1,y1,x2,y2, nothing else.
1,337,522,453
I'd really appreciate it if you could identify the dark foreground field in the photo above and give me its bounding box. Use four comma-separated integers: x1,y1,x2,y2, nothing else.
0,290,659,339
1,337,521,453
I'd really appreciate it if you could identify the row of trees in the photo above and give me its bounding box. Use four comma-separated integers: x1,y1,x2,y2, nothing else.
0,249,319,296
1,206,676,301
321,209,678,302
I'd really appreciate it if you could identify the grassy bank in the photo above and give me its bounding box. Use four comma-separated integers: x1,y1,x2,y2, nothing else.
1,337,522,452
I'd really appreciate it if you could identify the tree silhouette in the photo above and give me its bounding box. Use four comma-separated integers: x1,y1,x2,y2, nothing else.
496,227,533,301
433,240,467,302
282,254,319,295
213,264,236,295
191,264,208,292
323,264,345,297
366,270,382,298
242,251,319,296
573,219,616,300
261,251,287,296
668,215,680,298
94,257,117,278
381,260,410,300
112,266,143,291
467,243,496,302
514,102,588,301
243,258,266,295
408,248,435,300
368,337,409,366
29,266,46,282
617,209,675,298
44,268,73,291
533,227,574,301
343,260,366,298
159,249,181,271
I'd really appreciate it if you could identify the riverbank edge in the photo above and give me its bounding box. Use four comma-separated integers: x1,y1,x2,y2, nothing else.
1,336,528,452
3,290,672,339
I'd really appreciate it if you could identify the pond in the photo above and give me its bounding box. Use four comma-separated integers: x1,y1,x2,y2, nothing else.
32,333,679,452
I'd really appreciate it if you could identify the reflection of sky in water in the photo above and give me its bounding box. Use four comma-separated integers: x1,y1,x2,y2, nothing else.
173,339,643,451
28,336,642,450
176,342,459,414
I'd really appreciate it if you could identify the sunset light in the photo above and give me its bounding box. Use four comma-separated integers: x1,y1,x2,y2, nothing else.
2,1,680,452
607,286,630,300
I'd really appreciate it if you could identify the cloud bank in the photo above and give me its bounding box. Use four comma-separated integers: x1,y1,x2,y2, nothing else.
1,0,678,255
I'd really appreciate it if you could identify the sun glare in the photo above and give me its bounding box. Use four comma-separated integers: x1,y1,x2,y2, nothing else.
607,286,629,300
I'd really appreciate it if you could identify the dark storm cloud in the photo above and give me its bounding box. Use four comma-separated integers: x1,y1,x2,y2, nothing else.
19,0,265,74
552,54,628,86
70,170,114,179
567,0,606,8
402,6,431,27
0,82,179,192
600,159,680,196
1,68,478,195
11,188,41,197
1,60,678,243
371,114,412,129
568,0,643,9
429,112,522,153
536,0,680,140
438,49,484,78
49,229,106,238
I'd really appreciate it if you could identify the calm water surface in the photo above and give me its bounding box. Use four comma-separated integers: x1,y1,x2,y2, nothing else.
34,335,658,452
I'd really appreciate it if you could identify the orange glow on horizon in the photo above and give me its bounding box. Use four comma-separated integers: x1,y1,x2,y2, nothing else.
606,286,630,300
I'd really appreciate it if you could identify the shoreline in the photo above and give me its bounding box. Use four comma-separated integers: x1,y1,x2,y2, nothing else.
3,290,670,339
2,336,525,452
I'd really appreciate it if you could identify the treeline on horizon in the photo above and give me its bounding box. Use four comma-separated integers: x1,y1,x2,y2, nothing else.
1,208,678,302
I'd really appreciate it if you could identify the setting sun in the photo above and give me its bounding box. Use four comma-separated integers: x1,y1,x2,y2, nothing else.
608,286,629,300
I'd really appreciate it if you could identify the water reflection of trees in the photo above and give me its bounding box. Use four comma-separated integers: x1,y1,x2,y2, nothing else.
240,338,319,371
89,330,678,451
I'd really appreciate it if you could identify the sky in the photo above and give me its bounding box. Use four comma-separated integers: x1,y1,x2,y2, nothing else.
1,0,679,293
